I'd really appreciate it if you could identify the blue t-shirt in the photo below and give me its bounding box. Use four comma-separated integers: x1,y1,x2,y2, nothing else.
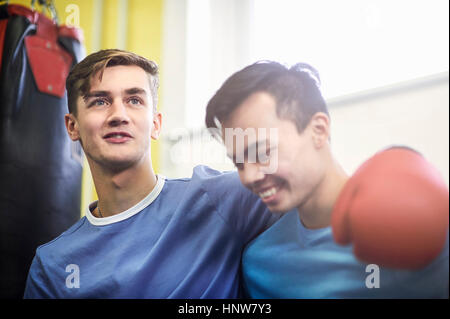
24,166,277,298
243,210,449,298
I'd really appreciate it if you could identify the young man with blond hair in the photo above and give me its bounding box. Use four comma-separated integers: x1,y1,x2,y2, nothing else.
24,50,277,298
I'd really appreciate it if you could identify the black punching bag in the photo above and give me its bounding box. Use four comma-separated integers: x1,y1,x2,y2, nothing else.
0,4,85,298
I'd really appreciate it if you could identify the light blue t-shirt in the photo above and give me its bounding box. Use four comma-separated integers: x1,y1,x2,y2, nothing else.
24,166,277,298
242,210,449,298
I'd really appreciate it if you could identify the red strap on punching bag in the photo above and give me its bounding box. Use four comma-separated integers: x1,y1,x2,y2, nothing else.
59,25,84,43
6,4,73,98
0,19,7,74
7,4,39,23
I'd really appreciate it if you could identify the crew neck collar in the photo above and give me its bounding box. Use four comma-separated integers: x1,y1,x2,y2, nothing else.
86,175,165,226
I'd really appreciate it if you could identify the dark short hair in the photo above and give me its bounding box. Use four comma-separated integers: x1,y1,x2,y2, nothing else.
205,61,328,133
66,49,159,116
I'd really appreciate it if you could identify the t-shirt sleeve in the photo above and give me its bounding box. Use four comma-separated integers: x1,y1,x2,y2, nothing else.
193,165,280,245
23,249,55,299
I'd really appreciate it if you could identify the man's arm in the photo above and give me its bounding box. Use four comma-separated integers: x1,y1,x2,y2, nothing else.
332,147,449,270
23,250,55,298
194,165,280,245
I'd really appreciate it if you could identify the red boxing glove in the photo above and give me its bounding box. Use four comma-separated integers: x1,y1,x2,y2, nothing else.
332,146,449,270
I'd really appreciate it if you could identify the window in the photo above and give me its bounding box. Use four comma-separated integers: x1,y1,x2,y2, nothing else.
252,0,449,98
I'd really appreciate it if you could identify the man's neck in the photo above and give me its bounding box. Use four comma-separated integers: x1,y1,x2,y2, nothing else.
298,157,349,229
89,159,157,217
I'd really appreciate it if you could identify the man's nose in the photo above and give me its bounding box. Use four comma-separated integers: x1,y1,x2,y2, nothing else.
240,162,265,189
107,100,130,126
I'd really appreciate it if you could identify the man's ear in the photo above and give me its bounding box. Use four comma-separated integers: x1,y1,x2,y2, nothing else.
65,113,80,141
151,112,162,140
309,112,330,148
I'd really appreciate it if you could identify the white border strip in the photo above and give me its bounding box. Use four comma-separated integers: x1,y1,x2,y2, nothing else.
86,175,166,226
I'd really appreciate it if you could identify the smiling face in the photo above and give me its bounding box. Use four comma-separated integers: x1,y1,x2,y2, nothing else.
65,65,161,172
223,91,329,213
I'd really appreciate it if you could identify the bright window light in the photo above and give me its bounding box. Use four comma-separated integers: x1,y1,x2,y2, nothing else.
252,0,449,98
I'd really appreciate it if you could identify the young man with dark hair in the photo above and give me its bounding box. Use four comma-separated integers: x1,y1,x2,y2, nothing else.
205,61,449,298
23,49,277,298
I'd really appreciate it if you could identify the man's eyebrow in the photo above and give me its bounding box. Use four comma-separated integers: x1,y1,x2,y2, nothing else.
124,87,147,95
83,91,111,101
227,139,270,161
83,88,148,102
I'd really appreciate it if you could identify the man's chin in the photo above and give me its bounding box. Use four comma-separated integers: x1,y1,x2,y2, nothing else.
265,201,292,214
96,155,142,172
264,195,301,214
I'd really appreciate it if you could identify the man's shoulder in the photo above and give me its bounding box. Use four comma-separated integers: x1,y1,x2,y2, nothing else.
36,217,87,257
163,165,243,196
161,165,261,218
164,165,238,182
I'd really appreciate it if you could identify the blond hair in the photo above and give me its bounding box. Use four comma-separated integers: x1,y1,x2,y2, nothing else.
66,49,159,115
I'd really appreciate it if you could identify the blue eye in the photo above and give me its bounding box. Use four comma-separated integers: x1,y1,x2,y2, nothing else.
258,148,271,162
129,98,142,105
92,99,107,107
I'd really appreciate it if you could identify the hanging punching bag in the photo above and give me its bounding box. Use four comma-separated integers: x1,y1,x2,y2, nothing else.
0,4,85,298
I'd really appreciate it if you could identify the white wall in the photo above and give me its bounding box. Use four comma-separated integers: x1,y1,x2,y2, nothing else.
329,72,449,185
